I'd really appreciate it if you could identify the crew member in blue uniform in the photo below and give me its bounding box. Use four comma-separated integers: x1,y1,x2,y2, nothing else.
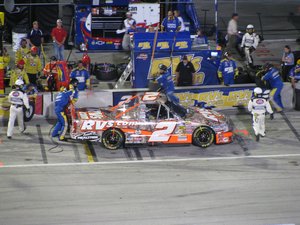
262,63,284,112
156,64,187,117
289,59,300,89
156,64,179,103
70,60,90,91
52,78,79,141
217,52,238,85
161,11,181,32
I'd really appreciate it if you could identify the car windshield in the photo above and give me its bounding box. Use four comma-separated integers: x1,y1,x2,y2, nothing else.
108,95,140,119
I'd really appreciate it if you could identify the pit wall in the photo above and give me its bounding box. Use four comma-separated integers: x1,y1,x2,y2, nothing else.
0,83,294,120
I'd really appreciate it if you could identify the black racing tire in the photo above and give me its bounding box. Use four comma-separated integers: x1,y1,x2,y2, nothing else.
101,128,125,150
192,126,215,148
94,63,118,81
294,88,300,111
24,101,35,122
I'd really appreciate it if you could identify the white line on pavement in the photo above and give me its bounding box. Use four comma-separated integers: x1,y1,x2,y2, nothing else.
1,153,300,169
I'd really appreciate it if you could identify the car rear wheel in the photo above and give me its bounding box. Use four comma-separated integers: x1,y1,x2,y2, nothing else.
102,128,125,150
192,126,215,148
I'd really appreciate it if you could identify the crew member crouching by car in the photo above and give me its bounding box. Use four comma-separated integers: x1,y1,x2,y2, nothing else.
52,78,79,141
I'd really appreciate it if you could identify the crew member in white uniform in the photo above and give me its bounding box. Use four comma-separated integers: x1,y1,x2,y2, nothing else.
7,79,30,139
241,24,259,68
248,87,274,142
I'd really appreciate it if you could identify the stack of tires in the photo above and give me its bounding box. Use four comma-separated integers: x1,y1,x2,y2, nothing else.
94,63,118,81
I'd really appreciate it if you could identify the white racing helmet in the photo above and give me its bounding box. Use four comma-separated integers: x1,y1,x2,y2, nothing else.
253,87,263,97
246,24,254,29
15,79,24,87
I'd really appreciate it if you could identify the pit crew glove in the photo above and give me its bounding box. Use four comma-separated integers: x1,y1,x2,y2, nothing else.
270,113,274,120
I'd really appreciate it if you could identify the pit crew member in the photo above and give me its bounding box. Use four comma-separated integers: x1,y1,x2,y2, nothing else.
43,56,63,91
70,60,90,91
156,64,187,117
218,52,238,85
248,87,274,142
289,59,300,90
9,60,29,87
262,63,284,112
7,79,30,139
52,78,79,141
241,24,259,68
156,64,178,103
24,46,42,85
15,38,30,65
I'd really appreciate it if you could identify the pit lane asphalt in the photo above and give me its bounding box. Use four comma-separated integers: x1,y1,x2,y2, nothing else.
0,109,299,165
0,109,300,225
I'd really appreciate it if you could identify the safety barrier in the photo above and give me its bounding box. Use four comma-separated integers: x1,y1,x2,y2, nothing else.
0,83,294,120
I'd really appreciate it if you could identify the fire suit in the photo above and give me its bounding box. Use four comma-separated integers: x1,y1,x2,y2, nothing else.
248,97,273,137
9,68,29,87
43,62,63,91
241,33,259,66
156,71,179,103
15,46,30,65
24,54,42,85
7,87,30,137
156,71,187,117
52,88,78,140
218,58,238,85
289,64,300,89
262,67,284,111
70,67,90,91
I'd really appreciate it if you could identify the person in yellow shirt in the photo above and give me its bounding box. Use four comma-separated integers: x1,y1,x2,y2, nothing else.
15,38,30,65
10,60,29,87
0,47,11,69
24,46,42,85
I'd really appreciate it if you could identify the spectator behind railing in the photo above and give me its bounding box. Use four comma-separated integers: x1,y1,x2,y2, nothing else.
281,45,294,82
174,10,185,32
161,11,181,32
193,29,208,46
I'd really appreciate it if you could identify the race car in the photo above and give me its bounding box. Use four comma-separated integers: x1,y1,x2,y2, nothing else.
70,92,233,150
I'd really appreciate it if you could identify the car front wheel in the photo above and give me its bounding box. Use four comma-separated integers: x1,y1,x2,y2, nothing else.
192,126,215,148
101,128,125,150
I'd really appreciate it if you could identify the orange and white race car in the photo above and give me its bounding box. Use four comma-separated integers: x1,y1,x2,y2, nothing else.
70,92,233,150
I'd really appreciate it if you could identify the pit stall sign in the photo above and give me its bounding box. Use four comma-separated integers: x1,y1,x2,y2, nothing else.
132,32,221,88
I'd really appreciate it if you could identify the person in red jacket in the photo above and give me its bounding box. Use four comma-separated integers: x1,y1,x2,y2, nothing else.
51,19,67,61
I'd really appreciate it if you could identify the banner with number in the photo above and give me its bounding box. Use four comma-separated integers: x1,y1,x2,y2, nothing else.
133,50,221,88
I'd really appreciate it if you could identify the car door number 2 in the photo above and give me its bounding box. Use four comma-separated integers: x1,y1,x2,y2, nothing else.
148,122,177,142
